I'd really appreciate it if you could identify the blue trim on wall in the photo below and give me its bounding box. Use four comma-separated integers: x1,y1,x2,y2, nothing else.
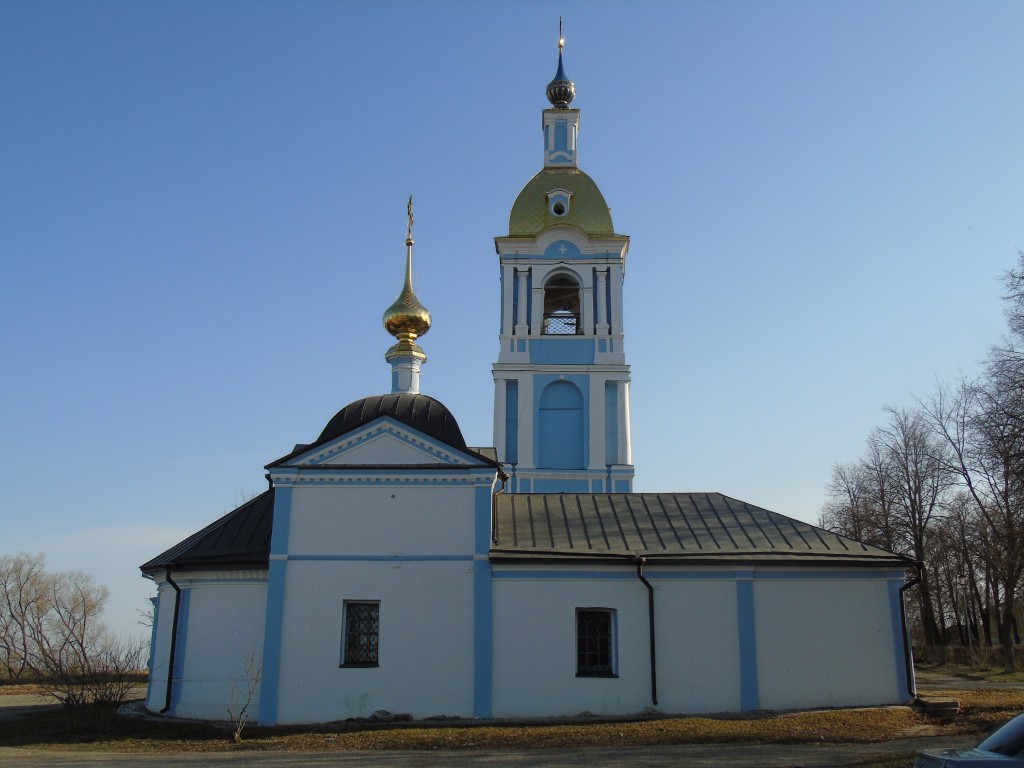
473,559,493,717
493,570,637,581
736,580,759,712
531,478,589,493
491,568,902,581
889,579,912,701
145,596,158,705
258,486,292,726
554,120,567,152
169,589,191,715
529,339,594,364
473,486,494,717
505,380,519,464
288,554,474,562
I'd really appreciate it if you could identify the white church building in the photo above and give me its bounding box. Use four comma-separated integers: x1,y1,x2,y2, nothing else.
141,40,917,725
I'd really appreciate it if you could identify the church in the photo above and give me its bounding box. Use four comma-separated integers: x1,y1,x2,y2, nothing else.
141,38,917,725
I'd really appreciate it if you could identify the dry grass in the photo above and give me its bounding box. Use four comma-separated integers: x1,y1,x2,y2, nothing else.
2,685,1022,754
919,661,1024,683
0,700,976,753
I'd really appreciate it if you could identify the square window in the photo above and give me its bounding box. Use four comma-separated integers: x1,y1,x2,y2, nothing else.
341,601,379,667
576,608,616,676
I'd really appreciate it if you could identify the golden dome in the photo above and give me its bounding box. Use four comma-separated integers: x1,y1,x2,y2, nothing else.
383,197,431,361
508,167,615,237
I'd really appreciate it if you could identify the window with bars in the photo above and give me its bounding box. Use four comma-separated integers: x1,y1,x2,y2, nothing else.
341,601,379,667
576,608,616,676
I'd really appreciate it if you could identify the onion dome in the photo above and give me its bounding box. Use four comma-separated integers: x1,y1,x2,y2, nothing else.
315,393,468,450
546,38,575,108
383,196,431,361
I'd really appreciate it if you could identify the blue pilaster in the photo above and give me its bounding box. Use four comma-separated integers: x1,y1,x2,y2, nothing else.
473,485,493,718
257,485,292,726
736,577,760,711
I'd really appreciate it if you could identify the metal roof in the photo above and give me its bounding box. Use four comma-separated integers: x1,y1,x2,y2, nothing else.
491,492,913,568
140,489,274,573
267,393,499,468
141,490,910,576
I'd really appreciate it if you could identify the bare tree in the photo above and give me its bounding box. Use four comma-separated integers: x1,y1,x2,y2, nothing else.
227,649,262,743
0,553,50,679
872,406,953,662
927,376,1024,671
0,553,145,718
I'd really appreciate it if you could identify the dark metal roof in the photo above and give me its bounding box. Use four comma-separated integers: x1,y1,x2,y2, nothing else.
491,493,913,567
140,489,274,573
268,393,497,467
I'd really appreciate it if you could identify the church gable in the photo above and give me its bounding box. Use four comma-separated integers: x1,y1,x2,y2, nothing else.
278,417,488,468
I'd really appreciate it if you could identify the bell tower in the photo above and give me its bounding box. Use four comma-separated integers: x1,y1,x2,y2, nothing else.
492,33,633,493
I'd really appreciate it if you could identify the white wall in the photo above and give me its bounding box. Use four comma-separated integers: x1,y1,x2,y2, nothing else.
652,577,743,714
146,572,267,720
272,559,476,723
754,576,901,710
491,567,905,717
286,484,480,556
492,574,651,717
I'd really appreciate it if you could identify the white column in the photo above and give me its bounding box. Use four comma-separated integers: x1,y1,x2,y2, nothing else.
531,276,545,336
609,264,624,335
580,283,593,336
595,268,609,335
514,268,530,336
618,380,632,465
501,264,515,337
493,378,507,463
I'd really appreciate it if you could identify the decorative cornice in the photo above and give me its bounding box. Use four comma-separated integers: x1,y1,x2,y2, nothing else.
269,470,497,487
287,421,470,468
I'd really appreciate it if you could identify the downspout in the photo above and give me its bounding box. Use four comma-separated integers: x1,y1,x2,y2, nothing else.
160,568,182,715
492,469,508,544
900,566,922,699
635,556,658,707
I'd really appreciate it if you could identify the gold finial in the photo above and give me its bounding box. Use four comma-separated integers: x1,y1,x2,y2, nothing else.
406,194,414,246
558,17,564,49
384,197,431,362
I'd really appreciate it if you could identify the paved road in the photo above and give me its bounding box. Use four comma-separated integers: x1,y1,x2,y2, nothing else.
0,737,976,768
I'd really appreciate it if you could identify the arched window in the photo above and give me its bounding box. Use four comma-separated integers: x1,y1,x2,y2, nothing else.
538,381,584,469
542,274,581,335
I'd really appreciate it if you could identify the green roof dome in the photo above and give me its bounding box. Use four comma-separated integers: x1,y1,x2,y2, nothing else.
508,167,615,237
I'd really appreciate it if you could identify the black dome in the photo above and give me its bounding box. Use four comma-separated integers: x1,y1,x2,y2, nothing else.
317,393,467,450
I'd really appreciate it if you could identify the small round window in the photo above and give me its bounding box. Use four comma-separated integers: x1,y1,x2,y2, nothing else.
552,201,567,216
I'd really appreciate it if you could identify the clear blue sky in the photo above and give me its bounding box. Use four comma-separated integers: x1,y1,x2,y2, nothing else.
3,0,1022,639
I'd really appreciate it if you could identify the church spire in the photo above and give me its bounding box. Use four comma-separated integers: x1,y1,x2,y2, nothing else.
546,18,575,109
383,196,431,394
542,20,579,168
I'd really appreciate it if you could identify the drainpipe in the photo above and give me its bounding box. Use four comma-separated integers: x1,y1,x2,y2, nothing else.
635,556,658,707
491,470,508,544
160,569,182,715
900,567,922,699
